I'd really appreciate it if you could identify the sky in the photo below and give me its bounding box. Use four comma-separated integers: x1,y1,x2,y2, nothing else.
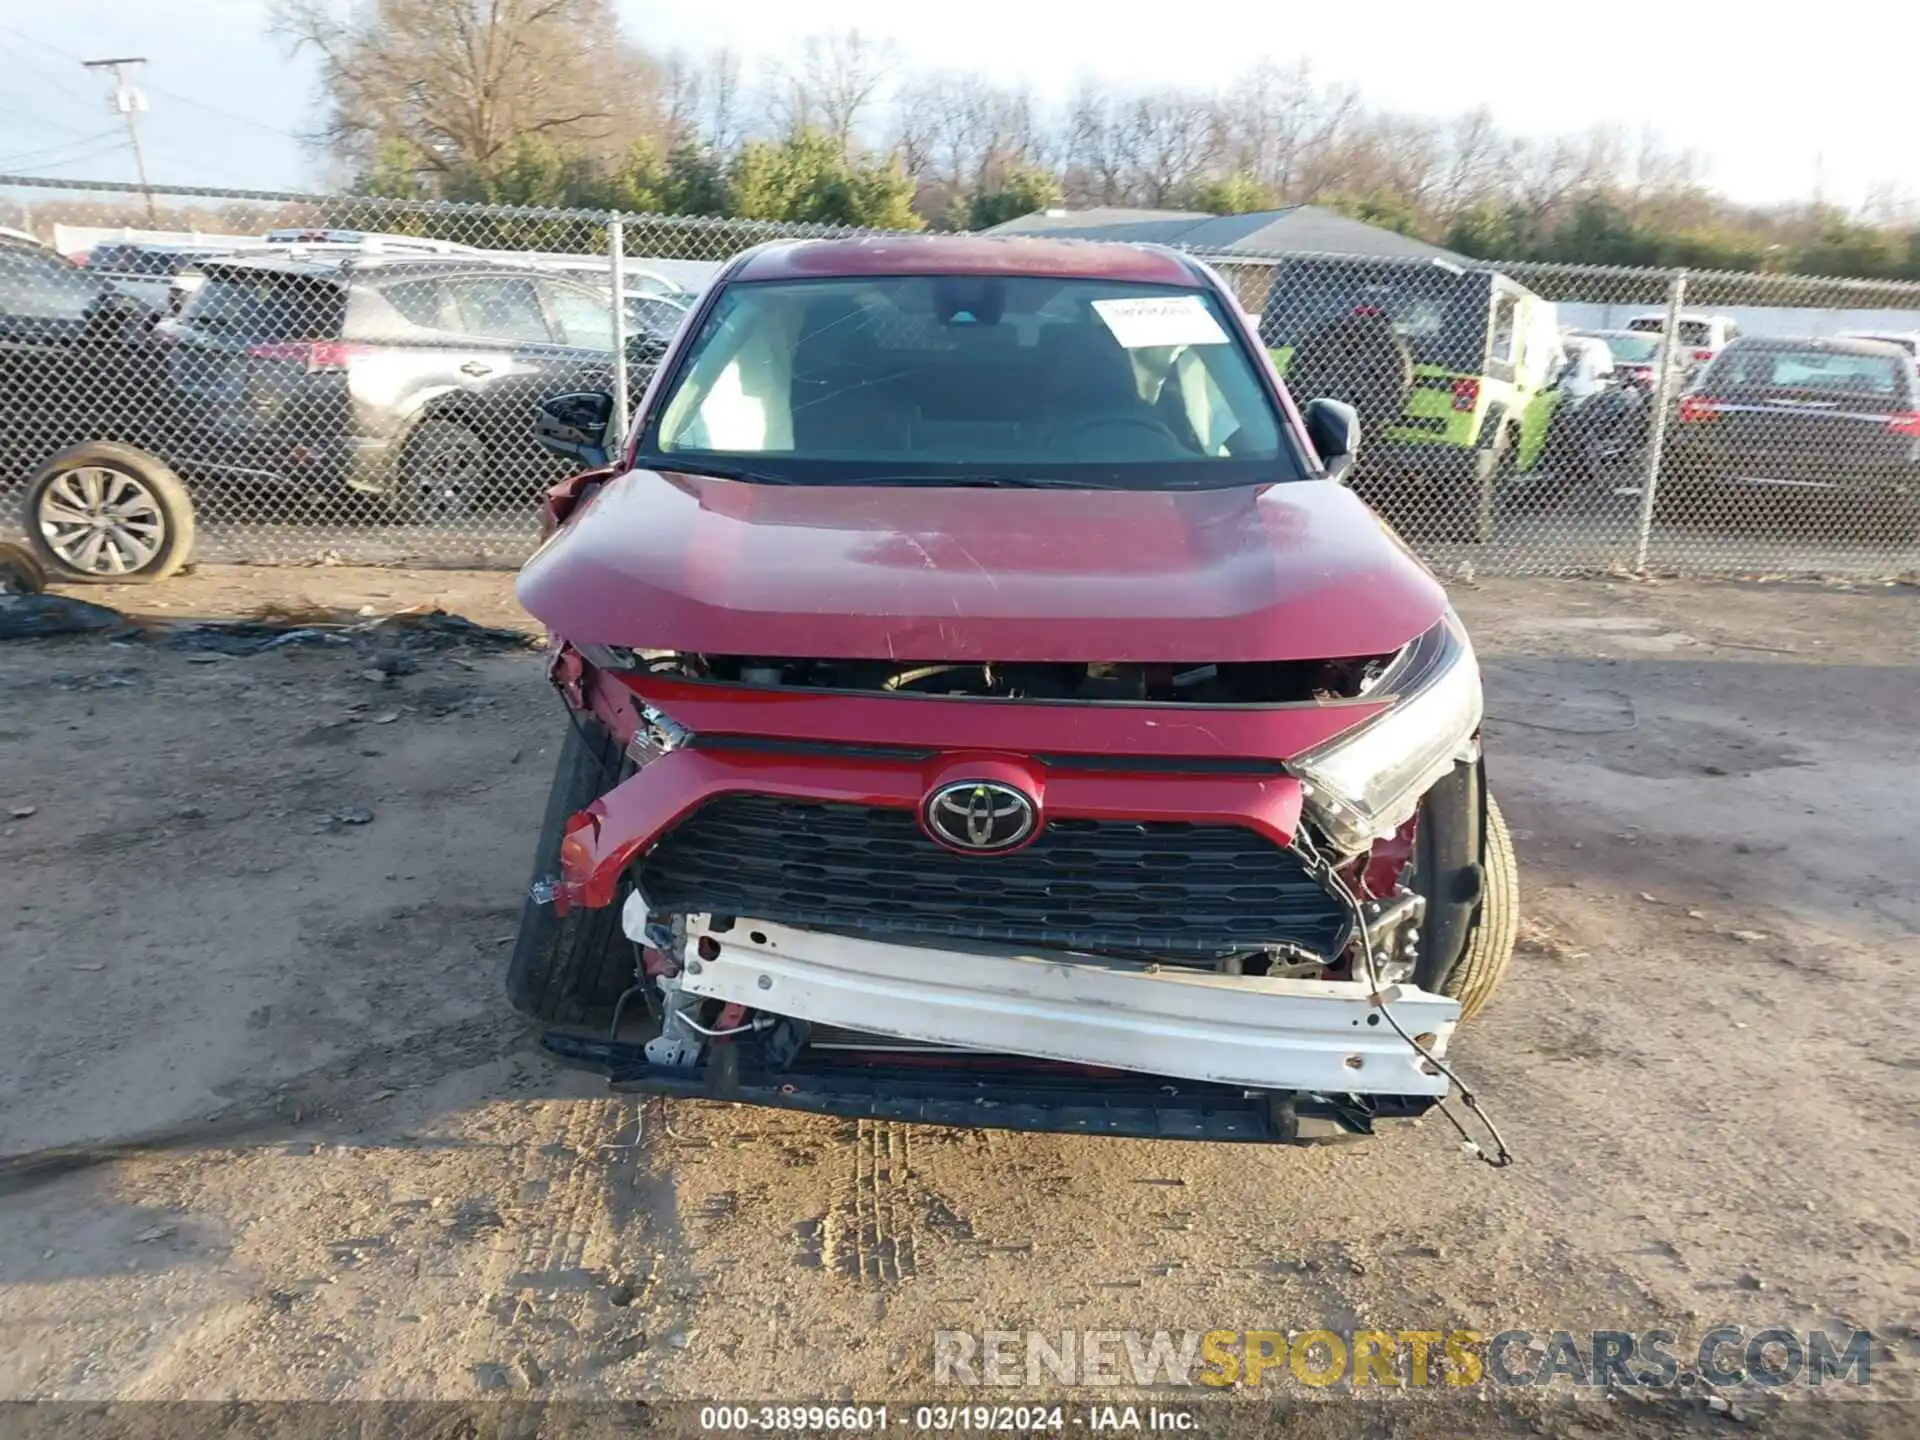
1,0,1915,212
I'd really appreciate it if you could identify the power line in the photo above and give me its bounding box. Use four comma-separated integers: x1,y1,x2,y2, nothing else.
0,24,305,140
12,141,131,174
0,128,125,169
0,104,91,139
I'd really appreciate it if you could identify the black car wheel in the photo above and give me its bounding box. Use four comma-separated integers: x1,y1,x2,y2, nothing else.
24,441,196,584
507,716,640,1028
1410,762,1519,1023
395,417,491,523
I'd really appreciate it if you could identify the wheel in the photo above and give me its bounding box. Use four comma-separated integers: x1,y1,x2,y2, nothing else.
506,716,639,1027
1440,792,1519,1021
23,442,196,583
1411,764,1519,1022
393,417,491,524
0,540,47,595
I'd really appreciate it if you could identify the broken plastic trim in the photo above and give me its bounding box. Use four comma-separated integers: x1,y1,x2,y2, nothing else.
625,702,694,767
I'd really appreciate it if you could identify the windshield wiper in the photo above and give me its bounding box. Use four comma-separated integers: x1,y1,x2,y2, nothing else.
842,474,1124,490
631,456,803,485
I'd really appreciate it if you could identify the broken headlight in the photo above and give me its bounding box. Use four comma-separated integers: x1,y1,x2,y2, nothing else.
1289,612,1482,854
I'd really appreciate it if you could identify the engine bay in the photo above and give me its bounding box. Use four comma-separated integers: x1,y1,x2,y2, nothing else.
630,652,1394,705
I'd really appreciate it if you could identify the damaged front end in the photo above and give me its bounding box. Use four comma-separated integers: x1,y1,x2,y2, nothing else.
526,612,1489,1146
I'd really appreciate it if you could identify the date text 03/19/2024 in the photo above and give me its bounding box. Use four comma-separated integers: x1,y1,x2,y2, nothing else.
697,1405,1192,1431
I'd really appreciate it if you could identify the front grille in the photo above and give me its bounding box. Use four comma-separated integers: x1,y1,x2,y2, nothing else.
635,795,1350,958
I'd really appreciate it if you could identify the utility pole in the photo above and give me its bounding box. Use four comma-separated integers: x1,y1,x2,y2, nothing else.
83,56,156,225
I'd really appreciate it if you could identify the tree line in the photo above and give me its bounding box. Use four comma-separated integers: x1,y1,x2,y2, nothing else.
272,0,1920,280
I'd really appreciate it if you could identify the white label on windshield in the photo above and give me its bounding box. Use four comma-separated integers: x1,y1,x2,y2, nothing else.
1092,296,1229,349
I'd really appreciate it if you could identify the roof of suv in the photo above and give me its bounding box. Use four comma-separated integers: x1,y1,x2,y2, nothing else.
730,235,1212,288
1718,335,1909,358
190,251,573,283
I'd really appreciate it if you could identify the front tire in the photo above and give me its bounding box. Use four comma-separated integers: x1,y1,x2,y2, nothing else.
506,717,638,1027
1439,793,1519,1021
1411,765,1519,1022
24,442,196,583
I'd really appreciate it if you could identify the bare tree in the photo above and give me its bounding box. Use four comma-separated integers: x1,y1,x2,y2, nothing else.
1434,106,1508,219
1113,88,1218,207
1062,83,1128,206
763,30,899,153
702,48,746,154
272,0,660,180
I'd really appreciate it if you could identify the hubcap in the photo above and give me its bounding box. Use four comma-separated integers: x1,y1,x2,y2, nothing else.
414,432,487,518
37,466,165,575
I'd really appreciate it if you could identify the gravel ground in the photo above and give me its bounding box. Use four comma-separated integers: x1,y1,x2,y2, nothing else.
0,567,1915,1437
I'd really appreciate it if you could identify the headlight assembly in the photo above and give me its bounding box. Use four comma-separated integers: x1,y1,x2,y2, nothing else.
1290,611,1483,854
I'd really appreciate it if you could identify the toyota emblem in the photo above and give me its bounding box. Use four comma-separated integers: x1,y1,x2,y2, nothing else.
924,780,1037,853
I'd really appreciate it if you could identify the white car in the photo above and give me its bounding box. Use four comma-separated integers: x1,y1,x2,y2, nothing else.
1838,331,1920,372
259,227,476,255
1556,335,1617,402
1624,311,1741,364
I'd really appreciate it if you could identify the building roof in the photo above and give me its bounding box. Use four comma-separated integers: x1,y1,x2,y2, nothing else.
732,234,1212,286
985,205,1470,264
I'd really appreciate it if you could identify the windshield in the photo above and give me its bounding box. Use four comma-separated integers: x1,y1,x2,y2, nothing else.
182,269,345,341
1705,347,1907,399
640,275,1300,488
1589,332,1661,364
1263,260,1490,373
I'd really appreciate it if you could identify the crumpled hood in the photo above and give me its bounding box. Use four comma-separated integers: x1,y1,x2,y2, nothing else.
515,468,1447,663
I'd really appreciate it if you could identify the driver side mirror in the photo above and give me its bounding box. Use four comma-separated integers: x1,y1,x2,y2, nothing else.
1301,397,1361,482
86,288,158,338
537,390,615,469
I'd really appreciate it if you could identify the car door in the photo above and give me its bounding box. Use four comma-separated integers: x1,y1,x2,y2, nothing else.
437,273,572,479
539,276,680,426
535,277,618,391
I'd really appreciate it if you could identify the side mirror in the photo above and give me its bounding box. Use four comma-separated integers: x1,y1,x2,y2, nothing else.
85,289,157,337
1301,397,1361,482
537,391,615,469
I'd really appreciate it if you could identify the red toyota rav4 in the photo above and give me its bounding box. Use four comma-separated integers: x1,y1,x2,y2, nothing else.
510,235,1517,1147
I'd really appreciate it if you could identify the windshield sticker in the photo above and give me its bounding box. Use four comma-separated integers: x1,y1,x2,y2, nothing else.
1092,296,1230,349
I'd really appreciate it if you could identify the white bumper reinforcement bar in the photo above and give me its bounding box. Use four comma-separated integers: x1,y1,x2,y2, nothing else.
671,915,1460,1096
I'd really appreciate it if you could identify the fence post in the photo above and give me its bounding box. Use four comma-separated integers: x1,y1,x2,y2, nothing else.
1633,268,1687,572
607,214,630,456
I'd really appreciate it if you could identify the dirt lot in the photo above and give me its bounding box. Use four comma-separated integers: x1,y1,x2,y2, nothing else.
0,566,1916,1437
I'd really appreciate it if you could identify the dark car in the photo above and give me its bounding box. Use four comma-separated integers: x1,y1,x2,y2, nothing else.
158,252,666,521
502,235,1521,1151
86,242,240,313
1,234,198,581
1662,335,1920,529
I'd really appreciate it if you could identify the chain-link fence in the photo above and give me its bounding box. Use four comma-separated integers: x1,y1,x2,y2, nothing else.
4,173,1919,582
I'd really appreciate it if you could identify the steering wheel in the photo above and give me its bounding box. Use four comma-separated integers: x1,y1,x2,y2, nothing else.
1052,411,1185,453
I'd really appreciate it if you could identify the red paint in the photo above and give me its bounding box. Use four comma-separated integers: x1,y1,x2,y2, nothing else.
517,469,1445,664
732,235,1211,287
538,466,616,537
616,672,1383,761
555,746,1305,910
1359,815,1419,900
